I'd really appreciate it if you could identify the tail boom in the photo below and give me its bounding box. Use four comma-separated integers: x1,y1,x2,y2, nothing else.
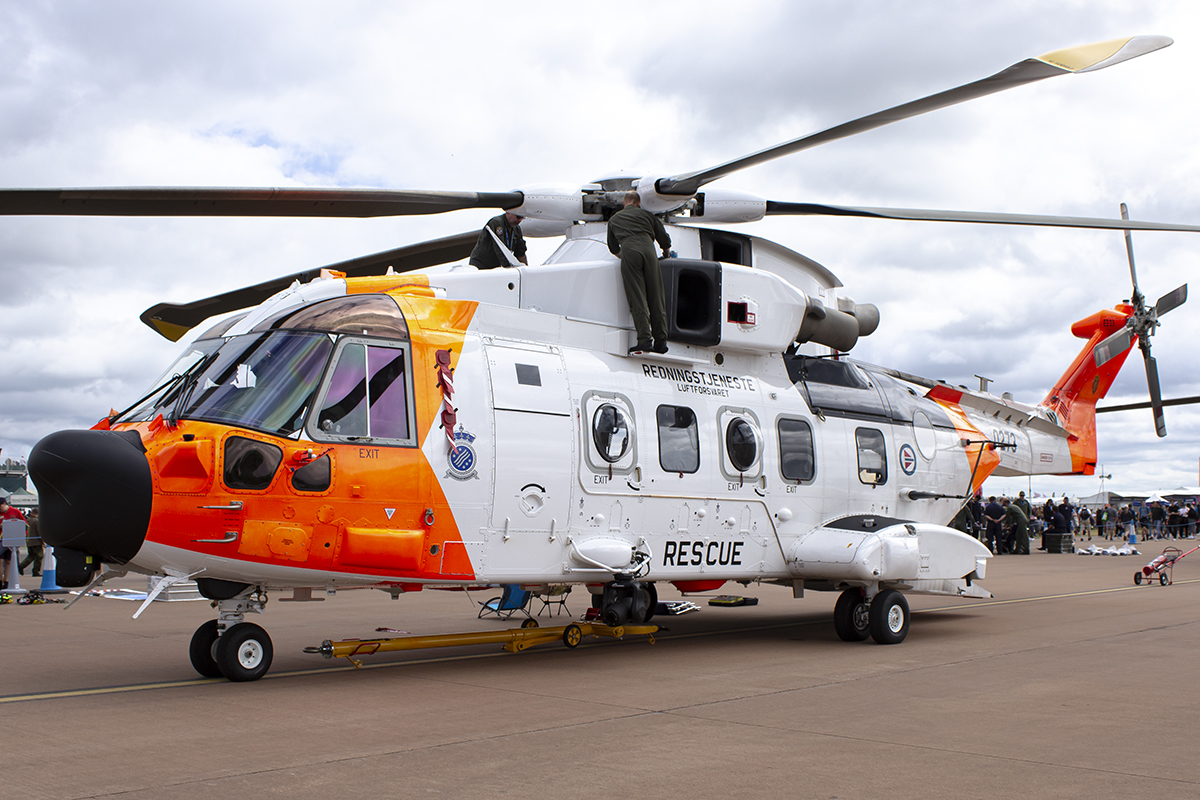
1040,303,1135,474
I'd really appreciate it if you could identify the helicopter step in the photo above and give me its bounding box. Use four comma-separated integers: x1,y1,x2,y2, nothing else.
306,620,658,667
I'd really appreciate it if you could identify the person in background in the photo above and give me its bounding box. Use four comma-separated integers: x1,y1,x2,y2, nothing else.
983,496,1005,554
1015,490,1032,520
0,496,25,590
1118,504,1136,541
1002,497,1030,555
17,507,41,578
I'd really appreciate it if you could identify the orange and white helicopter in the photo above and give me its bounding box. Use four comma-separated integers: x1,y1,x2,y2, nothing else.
6,35,1197,681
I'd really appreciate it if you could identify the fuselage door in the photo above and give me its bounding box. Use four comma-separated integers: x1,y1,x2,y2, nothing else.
484,340,573,564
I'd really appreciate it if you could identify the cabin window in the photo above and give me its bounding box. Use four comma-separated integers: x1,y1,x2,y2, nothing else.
778,418,816,482
311,339,416,446
657,405,699,473
291,454,332,493
224,436,283,491
856,427,887,485
592,403,631,463
725,417,760,473
582,391,638,475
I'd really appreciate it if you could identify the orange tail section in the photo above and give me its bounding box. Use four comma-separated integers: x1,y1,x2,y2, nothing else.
1041,303,1136,475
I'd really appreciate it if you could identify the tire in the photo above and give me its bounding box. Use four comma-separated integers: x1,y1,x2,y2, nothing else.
1134,572,1143,585
189,619,222,678
521,618,539,629
216,622,274,682
562,623,583,649
868,589,910,645
833,589,871,642
1160,573,1169,586
638,582,659,623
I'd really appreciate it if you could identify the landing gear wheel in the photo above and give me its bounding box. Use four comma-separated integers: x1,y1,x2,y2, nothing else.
639,582,658,623
1160,573,1169,586
563,623,583,649
833,589,870,642
189,619,222,678
1134,572,1143,585
216,622,274,682
521,618,539,629
868,589,910,645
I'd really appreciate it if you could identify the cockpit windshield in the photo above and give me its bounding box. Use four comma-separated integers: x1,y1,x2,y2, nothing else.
118,340,222,423
120,330,333,437
180,330,333,436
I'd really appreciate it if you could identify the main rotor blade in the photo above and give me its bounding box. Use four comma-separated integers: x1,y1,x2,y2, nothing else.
764,202,1200,233
1144,352,1167,437
657,36,1172,195
140,230,479,341
1094,327,1133,369
1156,284,1187,316
0,187,523,217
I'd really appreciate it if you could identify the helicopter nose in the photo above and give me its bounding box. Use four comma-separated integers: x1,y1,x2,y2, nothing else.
28,429,152,565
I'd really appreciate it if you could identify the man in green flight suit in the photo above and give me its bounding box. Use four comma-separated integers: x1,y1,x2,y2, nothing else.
1002,497,1030,555
607,190,672,355
469,211,527,269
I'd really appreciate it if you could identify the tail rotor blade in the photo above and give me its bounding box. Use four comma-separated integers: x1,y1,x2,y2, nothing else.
1144,353,1167,437
1155,284,1187,316
1094,327,1133,368
1120,202,1142,300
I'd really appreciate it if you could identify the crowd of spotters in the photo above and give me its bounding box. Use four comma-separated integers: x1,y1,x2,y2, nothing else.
950,492,1198,555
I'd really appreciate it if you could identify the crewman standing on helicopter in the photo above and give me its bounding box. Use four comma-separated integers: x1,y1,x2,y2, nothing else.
607,190,672,355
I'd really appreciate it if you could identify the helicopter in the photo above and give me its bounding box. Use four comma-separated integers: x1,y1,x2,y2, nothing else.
4,34,1197,681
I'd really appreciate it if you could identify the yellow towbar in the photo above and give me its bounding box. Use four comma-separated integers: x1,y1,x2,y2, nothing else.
305,620,658,666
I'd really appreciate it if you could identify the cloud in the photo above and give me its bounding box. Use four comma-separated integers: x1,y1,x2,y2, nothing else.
1,0,1199,495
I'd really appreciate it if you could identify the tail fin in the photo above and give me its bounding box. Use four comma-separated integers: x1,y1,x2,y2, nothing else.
1040,303,1135,474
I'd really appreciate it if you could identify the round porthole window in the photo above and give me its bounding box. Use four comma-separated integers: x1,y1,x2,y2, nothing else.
592,403,631,463
726,417,760,472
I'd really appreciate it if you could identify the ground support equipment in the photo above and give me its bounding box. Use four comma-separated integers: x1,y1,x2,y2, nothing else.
306,620,658,667
1135,544,1200,586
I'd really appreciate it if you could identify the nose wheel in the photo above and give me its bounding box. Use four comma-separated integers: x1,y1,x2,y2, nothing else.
188,619,223,678
216,622,274,682
189,619,275,681
189,589,274,681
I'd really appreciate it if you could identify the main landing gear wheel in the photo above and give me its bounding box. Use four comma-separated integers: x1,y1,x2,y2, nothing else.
189,619,222,678
216,622,274,682
833,589,870,642
868,589,910,645
563,624,583,649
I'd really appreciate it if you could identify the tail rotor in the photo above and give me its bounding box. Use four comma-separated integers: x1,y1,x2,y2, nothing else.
1093,203,1187,437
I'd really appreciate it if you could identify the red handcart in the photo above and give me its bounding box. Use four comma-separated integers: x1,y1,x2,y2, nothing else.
1134,544,1200,586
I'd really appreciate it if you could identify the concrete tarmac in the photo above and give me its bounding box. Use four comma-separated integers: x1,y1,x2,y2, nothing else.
3,538,1199,799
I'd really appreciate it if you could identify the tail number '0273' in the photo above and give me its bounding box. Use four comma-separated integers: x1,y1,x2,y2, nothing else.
992,429,1017,449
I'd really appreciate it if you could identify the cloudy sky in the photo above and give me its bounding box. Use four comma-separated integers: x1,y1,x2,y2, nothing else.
2,1,1199,497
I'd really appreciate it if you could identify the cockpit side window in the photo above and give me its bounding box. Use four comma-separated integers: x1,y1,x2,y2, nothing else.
855,427,887,485
311,338,415,446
